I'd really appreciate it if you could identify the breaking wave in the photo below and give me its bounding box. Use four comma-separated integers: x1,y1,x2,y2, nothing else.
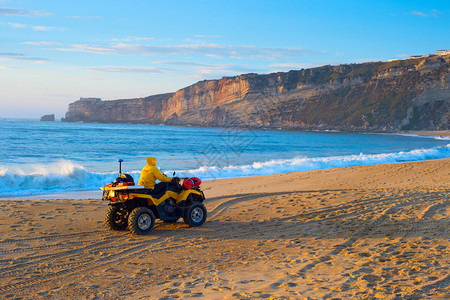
182,144,450,180
0,161,140,198
0,145,448,197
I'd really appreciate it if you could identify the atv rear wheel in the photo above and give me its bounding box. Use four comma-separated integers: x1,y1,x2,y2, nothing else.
128,207,155,235
105,205,128,230
183,203,207,227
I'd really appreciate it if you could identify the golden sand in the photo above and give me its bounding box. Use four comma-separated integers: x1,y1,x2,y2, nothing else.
0,159,448,299
406,130,450,137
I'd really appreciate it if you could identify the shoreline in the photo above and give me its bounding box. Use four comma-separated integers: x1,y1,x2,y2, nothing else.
402,130,450,137
0,158,449,299
2,154,449,200
1,189,103,201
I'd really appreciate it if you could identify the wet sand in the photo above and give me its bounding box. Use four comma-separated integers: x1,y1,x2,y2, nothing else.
0,158,448,299
405,130,450,137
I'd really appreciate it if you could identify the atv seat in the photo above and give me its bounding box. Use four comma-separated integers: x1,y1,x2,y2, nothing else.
140,182,169,199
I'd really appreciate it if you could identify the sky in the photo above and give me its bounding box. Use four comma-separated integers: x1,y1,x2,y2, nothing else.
1,0,449,119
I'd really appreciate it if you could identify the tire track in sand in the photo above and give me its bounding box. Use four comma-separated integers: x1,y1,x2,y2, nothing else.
2,188,447,295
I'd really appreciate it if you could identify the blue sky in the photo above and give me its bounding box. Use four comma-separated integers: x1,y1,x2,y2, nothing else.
1,0,449,118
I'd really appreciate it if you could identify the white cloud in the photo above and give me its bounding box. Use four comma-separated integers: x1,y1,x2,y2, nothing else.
150,60,266,79
111,36,154,42
0,52,47,62
431,9,443,16
7,22,27,28
2,22,65,31
57,42,317,60
411,9,443,17
79,65,163,73
76,60,264,80
23,41,63,46
57,44,119,55
0,7,51,16
411,10,427,17
32,25,65,31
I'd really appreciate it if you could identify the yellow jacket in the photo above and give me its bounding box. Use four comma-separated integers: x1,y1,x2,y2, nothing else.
138,157,172,189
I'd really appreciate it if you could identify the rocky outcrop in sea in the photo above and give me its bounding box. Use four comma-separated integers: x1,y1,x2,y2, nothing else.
40,114,55,122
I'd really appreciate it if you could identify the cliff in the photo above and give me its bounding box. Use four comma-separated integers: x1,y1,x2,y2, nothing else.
62,94,173,124
62,55,450,132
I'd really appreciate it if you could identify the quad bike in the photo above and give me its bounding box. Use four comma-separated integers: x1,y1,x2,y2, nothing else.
101,159,207,235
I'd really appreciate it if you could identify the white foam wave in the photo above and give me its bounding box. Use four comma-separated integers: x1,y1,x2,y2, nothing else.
1,145,448,197
0,160,132,198
435,136,450,140
181,144,450,180
395,133,450,141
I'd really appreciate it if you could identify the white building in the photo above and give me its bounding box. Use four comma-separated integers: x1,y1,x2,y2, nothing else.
79,97,101,102
435,50,450,56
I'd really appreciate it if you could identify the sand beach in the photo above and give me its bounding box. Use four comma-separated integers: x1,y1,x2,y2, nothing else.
406,130,450,138
0,159,448,299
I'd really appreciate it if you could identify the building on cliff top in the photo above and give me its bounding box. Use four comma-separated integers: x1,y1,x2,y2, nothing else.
436,49,450,56
79,97,101,102
390,50,449,62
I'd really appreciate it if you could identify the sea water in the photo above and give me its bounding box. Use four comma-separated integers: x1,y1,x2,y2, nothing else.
0,119,448,198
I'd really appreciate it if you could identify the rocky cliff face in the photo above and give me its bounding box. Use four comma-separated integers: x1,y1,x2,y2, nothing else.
62,56,449,132
63,93,173,124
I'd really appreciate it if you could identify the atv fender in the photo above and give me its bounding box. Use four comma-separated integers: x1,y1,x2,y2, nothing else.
177,189,204,203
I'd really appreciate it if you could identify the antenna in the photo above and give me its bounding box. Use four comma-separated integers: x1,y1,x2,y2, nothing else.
118,159,123,176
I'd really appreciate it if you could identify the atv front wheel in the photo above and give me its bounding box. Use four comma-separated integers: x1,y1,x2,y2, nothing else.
183,203,207,227
105,205,128,230
128,207,155,235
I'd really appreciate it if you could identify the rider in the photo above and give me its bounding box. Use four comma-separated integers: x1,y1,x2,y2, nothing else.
138,157,172,192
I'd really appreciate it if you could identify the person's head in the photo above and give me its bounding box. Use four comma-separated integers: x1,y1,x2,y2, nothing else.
146,157,157,166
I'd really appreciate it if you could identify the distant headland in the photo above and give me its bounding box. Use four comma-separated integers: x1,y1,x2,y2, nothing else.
62,53,449,133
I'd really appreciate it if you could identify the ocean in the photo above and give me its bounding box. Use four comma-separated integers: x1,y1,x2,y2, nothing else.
0,119,448,198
